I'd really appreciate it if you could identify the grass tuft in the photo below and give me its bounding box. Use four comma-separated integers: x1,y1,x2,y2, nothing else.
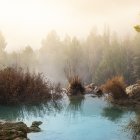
67,75,85,96
102,76,128,100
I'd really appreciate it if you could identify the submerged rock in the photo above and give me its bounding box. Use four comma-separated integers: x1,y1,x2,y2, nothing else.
0,121,42,140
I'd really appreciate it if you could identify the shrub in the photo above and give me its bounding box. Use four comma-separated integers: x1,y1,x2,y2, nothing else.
102,76,128,100
0,66,62,105
67,75,85,95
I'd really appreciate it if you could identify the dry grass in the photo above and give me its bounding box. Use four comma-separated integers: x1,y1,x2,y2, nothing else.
0,67,62,105
102,76,128,100
67,75,85,95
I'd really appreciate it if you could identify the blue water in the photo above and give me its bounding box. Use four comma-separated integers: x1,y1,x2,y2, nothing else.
0,95,137,140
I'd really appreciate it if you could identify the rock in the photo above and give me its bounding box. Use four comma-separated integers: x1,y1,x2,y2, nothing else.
0,121,42,140
0,122,28,140
0,120,5,124
86,83,95,89
28,121,42,132
14,137,29,140
31,121,42,127
29,126,41,132
62,88,67,94
85,83,103,96
85,83,95,93
94,86,103,97
89,83,95,88
126,84,140,98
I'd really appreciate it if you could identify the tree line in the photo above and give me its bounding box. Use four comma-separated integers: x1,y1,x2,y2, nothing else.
0,28,140,85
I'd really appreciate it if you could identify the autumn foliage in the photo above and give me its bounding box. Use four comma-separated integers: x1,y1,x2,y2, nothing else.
67,75,85,95
102,76,128,100
0,67,61,104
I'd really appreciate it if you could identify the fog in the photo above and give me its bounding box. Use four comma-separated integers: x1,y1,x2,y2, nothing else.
0,0,139,51
0,0,140,85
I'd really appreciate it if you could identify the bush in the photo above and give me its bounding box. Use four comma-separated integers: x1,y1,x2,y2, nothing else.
67,75,85,95
102,76,128,100
0,67,62,105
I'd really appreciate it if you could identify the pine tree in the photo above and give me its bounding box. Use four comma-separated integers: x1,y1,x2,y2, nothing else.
133,25,140,81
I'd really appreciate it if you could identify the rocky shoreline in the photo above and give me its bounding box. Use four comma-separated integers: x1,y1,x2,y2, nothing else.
70,82,140,108
104,83,140,107
0,121,42,140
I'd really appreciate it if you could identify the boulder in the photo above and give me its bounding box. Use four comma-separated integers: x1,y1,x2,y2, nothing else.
29,121,42,132
0,122,28,140
85,83,95,93
31,121,42,127
126,84,140,98
0,121,42,140
85,83,103,96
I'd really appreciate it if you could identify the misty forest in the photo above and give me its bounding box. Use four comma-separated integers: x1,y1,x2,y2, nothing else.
1,28,140,84
0,0,140,140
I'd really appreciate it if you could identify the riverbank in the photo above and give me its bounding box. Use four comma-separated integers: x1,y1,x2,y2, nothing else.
101,76,140,108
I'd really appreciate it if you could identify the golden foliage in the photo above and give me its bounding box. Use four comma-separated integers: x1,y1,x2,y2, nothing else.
134,25,140,32
102,76,128,100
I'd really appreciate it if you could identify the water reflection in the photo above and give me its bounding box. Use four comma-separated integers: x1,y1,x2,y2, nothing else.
0,100,64,121
0,105,23,121
101,105,126,122
125,110,140,140
66,96,85,117
0,96,138,140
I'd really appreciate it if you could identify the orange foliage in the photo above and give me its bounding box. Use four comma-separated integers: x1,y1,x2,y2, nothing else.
102,76,128,100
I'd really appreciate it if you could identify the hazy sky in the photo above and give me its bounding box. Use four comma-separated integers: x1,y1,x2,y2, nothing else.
0,0,140,51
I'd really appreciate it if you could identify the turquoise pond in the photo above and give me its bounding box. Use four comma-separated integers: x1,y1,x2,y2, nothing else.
0,95,139,140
